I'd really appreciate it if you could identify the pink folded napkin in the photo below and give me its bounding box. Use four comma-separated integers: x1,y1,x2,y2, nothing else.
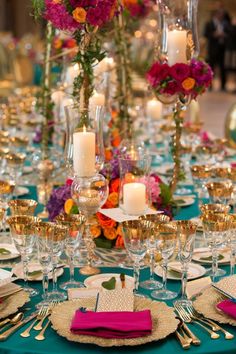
216,299,236,319
70,309,152,339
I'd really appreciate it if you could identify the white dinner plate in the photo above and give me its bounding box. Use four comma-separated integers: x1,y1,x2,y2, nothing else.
192,247,230,264
14,186,29,197
154,262,206,280
173,196,195,207
12,262,64,281
84,273,134,290
0,243,20,260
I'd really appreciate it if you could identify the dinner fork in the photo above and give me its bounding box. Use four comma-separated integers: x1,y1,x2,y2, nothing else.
174,304,220,339
35,301,58,341
186,305,234,339
20,306,48,338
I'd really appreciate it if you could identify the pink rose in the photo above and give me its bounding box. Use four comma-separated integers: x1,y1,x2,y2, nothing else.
146,62,170,87
170,63,190,82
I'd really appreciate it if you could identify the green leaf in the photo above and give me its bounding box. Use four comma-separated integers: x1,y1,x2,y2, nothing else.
0,248,11,255
101,277,116,290
69,205,79,214
160,183,172,206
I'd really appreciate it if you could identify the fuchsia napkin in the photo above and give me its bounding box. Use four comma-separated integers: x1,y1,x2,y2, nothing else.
70,309,152,339
216,299,236,319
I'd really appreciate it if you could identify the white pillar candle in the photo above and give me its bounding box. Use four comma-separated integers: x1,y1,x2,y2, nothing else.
90,91,105,106
73,127,95,177
147,99,163,120
123,182,147,215
167,30,187,66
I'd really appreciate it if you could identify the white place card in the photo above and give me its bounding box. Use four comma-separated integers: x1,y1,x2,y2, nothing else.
98,207,162,223
186,276,211,299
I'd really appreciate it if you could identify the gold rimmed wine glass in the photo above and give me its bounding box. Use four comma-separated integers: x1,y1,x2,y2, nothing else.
55,213,86,290
174,220,197,307
206,181,234,205
46,223,67,301
201,213,232,282
7,215,41,296
121,219,153,297
226,214,236,276
190,164,212,202
0,180,15,232
200,203,230,216
151,222,178,300
8,199,38,216
5,152,26,195
36,182,54,219
138,214,170,290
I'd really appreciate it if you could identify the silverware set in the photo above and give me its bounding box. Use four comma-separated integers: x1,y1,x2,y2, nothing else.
0,301,58,341
174,304,234,349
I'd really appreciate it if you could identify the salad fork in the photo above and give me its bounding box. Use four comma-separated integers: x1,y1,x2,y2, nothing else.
20,306,48,338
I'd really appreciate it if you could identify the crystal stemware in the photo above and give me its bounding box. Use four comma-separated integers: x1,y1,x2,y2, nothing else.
8,199,38,216
55,213,86,290
36,221,54,304
121,220,152,297
5,153,26,196
151,222,178,300
174,220,197,307
71,174,108,275
139,214,170,290
7,215,40,296
47,224,67,301
206,181,234,205
36,182,54,219
228,214,236,275
201,213,232,282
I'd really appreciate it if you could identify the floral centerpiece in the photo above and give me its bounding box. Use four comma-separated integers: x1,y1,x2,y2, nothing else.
47,149,173,249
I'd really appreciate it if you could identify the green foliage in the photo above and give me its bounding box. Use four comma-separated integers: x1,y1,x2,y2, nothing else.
101,277,116,290
160,183,172,207
32,0,45,19
94,237,113,249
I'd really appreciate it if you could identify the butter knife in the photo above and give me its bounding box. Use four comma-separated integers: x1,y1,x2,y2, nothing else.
0,311,38,341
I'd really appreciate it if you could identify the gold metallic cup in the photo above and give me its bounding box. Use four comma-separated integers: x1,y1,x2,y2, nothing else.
212,167,231,179
191,165,212,179
0,207,6,222
206,181,234,200
55,214,86,234
10,136,29,148
8,199,38,216
7,215,40,235
201,213,232,232
52,223,68,242
5,152,26,166
0,180,15,195
139,214,170,224
200,203,230,215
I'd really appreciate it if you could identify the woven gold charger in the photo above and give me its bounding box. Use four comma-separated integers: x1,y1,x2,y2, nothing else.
50,297,179,347
0,290,29,319
194,287,236,326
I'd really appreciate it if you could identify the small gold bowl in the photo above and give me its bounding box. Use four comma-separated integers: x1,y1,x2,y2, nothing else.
8,199,38,216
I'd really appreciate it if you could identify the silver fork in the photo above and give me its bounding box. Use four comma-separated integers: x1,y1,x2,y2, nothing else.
175,304,220,339
20,306,48,338
35,301,58,341
187,305,234,340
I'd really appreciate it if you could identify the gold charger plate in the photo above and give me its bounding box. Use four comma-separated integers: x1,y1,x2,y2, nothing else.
194,287,236,326
0,290,29,319
50,297,179,347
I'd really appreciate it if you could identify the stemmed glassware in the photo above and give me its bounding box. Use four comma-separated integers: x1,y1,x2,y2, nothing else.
5,153,26,196
151,222,178,300
47,224,67,301
55,213,86,290
190,164,212,203
121,220,152,297
174,220,197,307
7,215,40,296
138,214,170,290
71,174,108,275
36,221,54,304
0,180,15,233
8,199,38,216
201,213,232,282
206,181,234,205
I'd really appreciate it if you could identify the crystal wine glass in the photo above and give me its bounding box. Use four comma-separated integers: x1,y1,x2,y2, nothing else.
7,215,40,296
55,213,86,290
8,199,38,216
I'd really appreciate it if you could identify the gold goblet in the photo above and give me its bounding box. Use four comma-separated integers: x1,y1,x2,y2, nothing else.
55,214,86,290
8,199,38,216
191,164,212,201
5,153,26,195
200,203,230,216
36,182,54,219
7,215,40,296
206,181,234,204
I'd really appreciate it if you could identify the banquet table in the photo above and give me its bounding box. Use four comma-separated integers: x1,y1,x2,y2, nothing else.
0,185,236,354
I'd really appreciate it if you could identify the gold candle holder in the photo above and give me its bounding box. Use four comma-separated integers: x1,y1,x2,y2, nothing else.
8,199,38,216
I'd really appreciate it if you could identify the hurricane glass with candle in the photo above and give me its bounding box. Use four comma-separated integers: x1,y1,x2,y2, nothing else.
71,174,108,275
118,152,151,216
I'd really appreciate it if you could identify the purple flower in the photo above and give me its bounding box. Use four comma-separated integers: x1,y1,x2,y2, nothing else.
46,184,72,220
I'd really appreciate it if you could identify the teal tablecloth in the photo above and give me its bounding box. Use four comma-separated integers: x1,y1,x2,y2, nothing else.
1,185,236,354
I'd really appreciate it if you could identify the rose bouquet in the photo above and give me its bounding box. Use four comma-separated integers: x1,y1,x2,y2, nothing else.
47,149,173,249
146,59,213,100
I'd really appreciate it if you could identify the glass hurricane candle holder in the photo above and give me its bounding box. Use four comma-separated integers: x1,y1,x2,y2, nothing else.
64,105,105,177
7,215,40,296
71,174,108,275
118,154,151,216
8,199,38,216
55,213,86,290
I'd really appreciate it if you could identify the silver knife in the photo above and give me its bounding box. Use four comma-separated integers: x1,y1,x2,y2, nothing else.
0,311,38,341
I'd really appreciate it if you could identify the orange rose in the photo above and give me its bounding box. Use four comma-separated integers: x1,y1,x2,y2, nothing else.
90,225,102,239
182,77,196,91
54,38,63,49
72,7,87,23
115,235,124,248
107,192,119,207
53,0,62,4
102,200,115,209
103,227,117,240
96,212,116,229
110,178,120,193
112,136,121,147
66,39,77,48
105,148,113,161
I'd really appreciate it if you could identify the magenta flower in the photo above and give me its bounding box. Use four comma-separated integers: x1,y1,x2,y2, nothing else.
146,62,170,87
170,63,190,82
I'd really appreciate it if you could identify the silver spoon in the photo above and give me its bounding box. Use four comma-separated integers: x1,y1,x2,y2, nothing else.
0,312,24,331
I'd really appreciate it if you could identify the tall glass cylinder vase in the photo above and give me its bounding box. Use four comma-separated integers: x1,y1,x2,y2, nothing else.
64,105,105,177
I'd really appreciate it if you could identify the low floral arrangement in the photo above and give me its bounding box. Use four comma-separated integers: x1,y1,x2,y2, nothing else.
47,149,173,249
146,59,213,100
